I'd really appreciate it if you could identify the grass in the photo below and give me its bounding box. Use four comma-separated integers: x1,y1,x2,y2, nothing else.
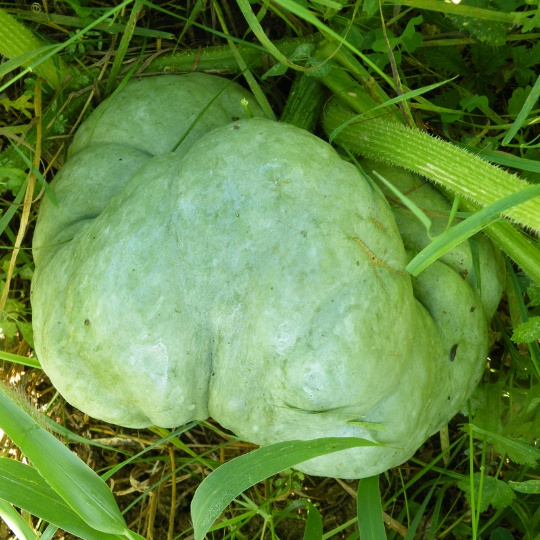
1,0,540,539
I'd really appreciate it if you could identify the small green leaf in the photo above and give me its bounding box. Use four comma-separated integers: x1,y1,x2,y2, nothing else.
458,473,515,513
511,316,540,343
460,95,489,113
289,43,315,61
262,62,288,80
362,0,378,16
508,479,540,494
490,528,515,540
305,58,332,78
0,320,18,340
528,281,540,305
16,321,34,349
508,86,532,118
0,94,34,119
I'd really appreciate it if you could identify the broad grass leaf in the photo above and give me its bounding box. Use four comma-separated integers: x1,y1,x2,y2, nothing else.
458,473,515,513
0,498,36,540
0,384,127,534
303,502,322,540
0,458,123,540
357,475,386,540
191,437,385,540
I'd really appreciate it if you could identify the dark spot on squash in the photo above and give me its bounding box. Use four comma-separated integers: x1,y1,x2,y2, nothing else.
470,306,476,312
447,396,451,400
232,117,239,121
233,125,240,130
450,344,458,361
84,319,90,326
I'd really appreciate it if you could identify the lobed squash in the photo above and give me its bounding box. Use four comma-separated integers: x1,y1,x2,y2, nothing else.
31,73,504,479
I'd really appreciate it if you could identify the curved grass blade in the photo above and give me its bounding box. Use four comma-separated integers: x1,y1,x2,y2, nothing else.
372,170,432,235
191,437,386,540
357,476,386,540
328,78,455,144
503,74,540,145
0,384,127,535
0,498,36,540
406,183,540,276
0,458,123,540
403,482,438,540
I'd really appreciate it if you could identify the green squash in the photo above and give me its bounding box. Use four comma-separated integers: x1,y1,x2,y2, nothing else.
32,74,504,479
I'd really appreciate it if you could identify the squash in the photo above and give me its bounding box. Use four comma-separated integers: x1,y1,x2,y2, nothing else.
31,73,504,479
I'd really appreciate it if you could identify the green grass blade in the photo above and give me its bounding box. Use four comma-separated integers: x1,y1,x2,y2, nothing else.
236,0,306,71
0,350,40,369
0,179,27,237
0,45,57,79
0,0,134,95
9,140,57,206
465,149,540,173
303,502,323,540
102,422,200,480
40,524,59,540
372,170,432,234
0,498,36,540
0,384,127,535
191,437,386,540
0,458,123,540
502,74,540,145
357,476,387,540
328,78,455,144
403,482,438,540
104,0,143,97
406,183,540,276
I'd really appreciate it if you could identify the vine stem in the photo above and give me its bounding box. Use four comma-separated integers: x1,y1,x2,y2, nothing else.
322,99,540,233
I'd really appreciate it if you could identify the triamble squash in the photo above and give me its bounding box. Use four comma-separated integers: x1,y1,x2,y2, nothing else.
31,73,504,479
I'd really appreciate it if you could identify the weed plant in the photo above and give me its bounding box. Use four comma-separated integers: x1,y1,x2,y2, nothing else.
0,1,540,539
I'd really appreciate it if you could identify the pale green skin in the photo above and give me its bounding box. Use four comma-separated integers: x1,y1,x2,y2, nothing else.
32,74,504,479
